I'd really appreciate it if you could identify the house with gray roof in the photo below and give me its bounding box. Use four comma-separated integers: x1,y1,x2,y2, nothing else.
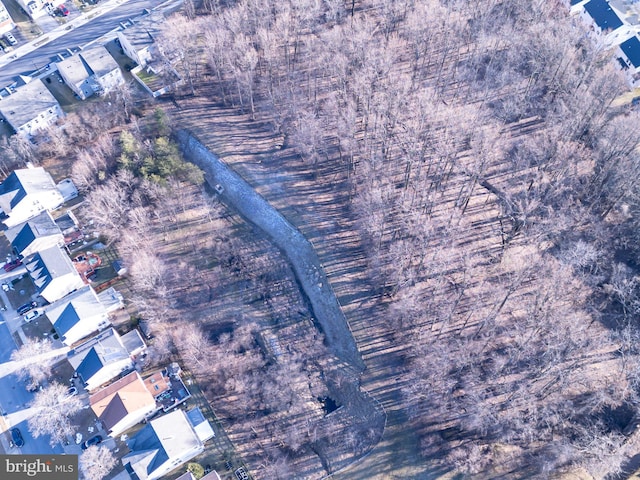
46,284,108,344
5,211,64,258
0,79,63,137
67,326,145,390
57,55,94,101
0,167,65,228
80,45,125,96
58,46,124,100
26,246,85,304
117,12,165,67
122,409,208,480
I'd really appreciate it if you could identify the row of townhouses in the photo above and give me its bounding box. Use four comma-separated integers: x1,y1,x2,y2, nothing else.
571,0,640,86
0,166,216,480
0,11,175,138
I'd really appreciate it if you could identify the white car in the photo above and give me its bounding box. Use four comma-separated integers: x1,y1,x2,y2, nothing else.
24,310,41,323
4,33,16,46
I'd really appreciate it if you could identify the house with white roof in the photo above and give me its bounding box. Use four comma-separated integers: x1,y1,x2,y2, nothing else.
47,284,109,344
90,371,157,436
67,326,145,390
122,409,210,480
5,211,64,258
0,80,63,137
0,167,65,228
25,246,84,304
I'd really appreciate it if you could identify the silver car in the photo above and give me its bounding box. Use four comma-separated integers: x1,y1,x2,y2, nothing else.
4,32,16,46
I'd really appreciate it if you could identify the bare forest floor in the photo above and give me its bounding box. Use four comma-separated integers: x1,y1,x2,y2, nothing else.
164,90,433,479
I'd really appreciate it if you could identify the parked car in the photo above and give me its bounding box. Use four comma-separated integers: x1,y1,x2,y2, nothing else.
17,301,37,315
67,386,78,396
24,310,41,323
81,434,102,450
4,33,17,46
3,258,22,271
57,3,69,15
10,428,23,447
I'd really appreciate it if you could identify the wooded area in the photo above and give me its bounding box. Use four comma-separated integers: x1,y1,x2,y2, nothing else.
8,0,640,478
151,0,640,477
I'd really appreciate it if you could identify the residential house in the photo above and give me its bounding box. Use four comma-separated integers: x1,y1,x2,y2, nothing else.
0,79,63,137
0,167,64,228
57,55,94,101
122,409,209,480
5,211,64,258
58,46,124,100
80,45,125,96
47,284,109,344
0,1,15,35
581,0,624,34
618,35,640,84
90,371,157,436
67,326,145,390
16,0,47,19
117,13,165,67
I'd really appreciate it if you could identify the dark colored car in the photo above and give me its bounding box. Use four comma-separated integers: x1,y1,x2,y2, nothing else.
10,428,24,447
3,258,22,272
57,3,69,15
17,301,37,315
81,434,102,450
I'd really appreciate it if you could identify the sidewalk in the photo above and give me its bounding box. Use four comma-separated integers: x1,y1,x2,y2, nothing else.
0,0,132,71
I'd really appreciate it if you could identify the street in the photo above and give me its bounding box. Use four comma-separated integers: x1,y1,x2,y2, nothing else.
0,0,157,87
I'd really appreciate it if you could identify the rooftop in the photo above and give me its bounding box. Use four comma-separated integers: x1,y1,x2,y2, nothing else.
90,371,156,431
584,0,624,31
0,80,60,129
120,12,165,51
67,326,130,372
0,167,60,214
5,210,62,254
26,246,81,290
80,45,120,77
621,35,640,67
124,409,202,479
48,285,106,337
58,54,91,87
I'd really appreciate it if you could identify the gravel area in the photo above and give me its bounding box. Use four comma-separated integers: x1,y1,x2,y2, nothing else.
178,130,365,372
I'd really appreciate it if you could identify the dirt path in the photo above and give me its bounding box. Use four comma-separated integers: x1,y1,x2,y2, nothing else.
169,97,433,479
178,130,364,372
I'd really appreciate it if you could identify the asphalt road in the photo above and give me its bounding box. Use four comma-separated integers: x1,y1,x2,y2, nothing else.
0,0,156,86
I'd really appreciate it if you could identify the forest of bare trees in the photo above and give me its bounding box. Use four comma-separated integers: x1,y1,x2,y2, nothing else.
145,0,640,477
1,0,637,478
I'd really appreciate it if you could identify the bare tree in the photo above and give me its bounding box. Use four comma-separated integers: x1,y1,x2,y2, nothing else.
28,382,83,447
10,338,58,385
79,445,117,480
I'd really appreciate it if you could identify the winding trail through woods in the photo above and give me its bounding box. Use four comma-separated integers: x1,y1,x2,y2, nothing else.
178,130,365,372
